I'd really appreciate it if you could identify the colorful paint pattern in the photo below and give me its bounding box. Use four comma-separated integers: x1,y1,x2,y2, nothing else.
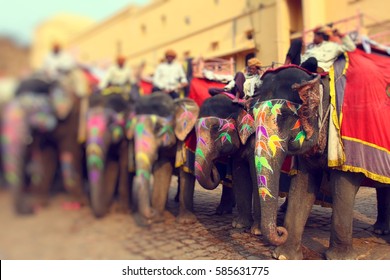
253,99,304,201
195,117,236,175
86,112,106,184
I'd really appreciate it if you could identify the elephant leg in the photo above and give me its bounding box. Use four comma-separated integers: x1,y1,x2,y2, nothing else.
116,140,130,213
174,180,180,203
103,157,120,212
216,185,235,215
231,160,253,230
151,159,173,222
176,168,196,224
58,141,87,208
278,173,291,213
374,187,390,235
326,170,360,260
29,144,57,209
273,168,320,260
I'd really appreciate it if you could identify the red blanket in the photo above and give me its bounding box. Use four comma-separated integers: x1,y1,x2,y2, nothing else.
338,49,390,183
186,78,226,150
188,77,225,106
139,79,153,95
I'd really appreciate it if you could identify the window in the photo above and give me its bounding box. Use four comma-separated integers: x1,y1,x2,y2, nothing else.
245,29,254,40
211,41,219,51
141,24,147,34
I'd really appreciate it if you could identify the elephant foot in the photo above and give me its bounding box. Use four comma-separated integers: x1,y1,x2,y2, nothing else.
250,223,261,236
15,196,36,215
134,207,165,226
325,246,357,260
272,244,303,260
232,216,252,229
176,211,197,224
133,213,154,227
373,221,390,235
15,203,35,215
216,201,235,215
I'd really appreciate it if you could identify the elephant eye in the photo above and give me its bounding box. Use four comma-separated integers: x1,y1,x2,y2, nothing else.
210,125,219,134
154,122,163,134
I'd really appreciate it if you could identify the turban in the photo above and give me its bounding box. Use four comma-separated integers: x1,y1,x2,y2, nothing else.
247,58,262,68
165,49,177,58
313,25,333,37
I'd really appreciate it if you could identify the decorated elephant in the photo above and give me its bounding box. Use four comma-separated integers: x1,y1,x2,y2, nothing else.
195,93,291,235
195,93,260,233
126,92,199,225
250,51,390,260
1,69,89,214
86,90,135,217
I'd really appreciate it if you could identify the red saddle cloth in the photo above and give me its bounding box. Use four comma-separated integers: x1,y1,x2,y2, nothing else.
139,79,153,95
185,78,226,151
333,48,390,184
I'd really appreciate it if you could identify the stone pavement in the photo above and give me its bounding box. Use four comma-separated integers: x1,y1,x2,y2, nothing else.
0,181,389,260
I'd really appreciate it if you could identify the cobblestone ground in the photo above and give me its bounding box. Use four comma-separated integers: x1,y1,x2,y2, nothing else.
0,180,389,260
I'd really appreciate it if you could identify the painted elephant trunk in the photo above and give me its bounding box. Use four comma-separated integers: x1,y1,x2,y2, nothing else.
259,167,288,246
132,130,158,224
195,155,220,190
1,102,29,213
132,175,156,221
87,111,108,218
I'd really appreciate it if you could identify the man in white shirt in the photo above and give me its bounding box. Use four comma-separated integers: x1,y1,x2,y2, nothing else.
152,49,188,99
224,57,263,102
209,57,263,103
43,42,76,79
285,25,356,72
99,56,134,90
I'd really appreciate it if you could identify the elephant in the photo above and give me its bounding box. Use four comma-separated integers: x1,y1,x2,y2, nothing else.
194,93,260,233
194,93,291,235
126,92,199,226
249,64,390,259
85,90,135,217
1,69,89,214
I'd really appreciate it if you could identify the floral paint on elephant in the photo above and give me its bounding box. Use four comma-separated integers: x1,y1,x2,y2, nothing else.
86,112,106,184
134,115,156,180
110,112,125,143
178,104,196,132
60,151,76,187
18,94,57,132
195,117,235,179
1,102,27,185
253,99,304,201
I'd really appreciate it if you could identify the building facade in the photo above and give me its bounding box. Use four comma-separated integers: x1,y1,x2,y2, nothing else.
30,13,95,69
32,0,390,75
0,37,30,78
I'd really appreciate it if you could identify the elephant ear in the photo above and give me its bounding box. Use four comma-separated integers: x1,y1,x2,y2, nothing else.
236,110,255,145
51,77,74,120
173,98,199,141
292,75,321,139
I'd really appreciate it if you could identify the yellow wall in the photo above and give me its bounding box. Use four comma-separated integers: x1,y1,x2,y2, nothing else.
30,14,95,69
32,0,390,75
68,0,263,73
